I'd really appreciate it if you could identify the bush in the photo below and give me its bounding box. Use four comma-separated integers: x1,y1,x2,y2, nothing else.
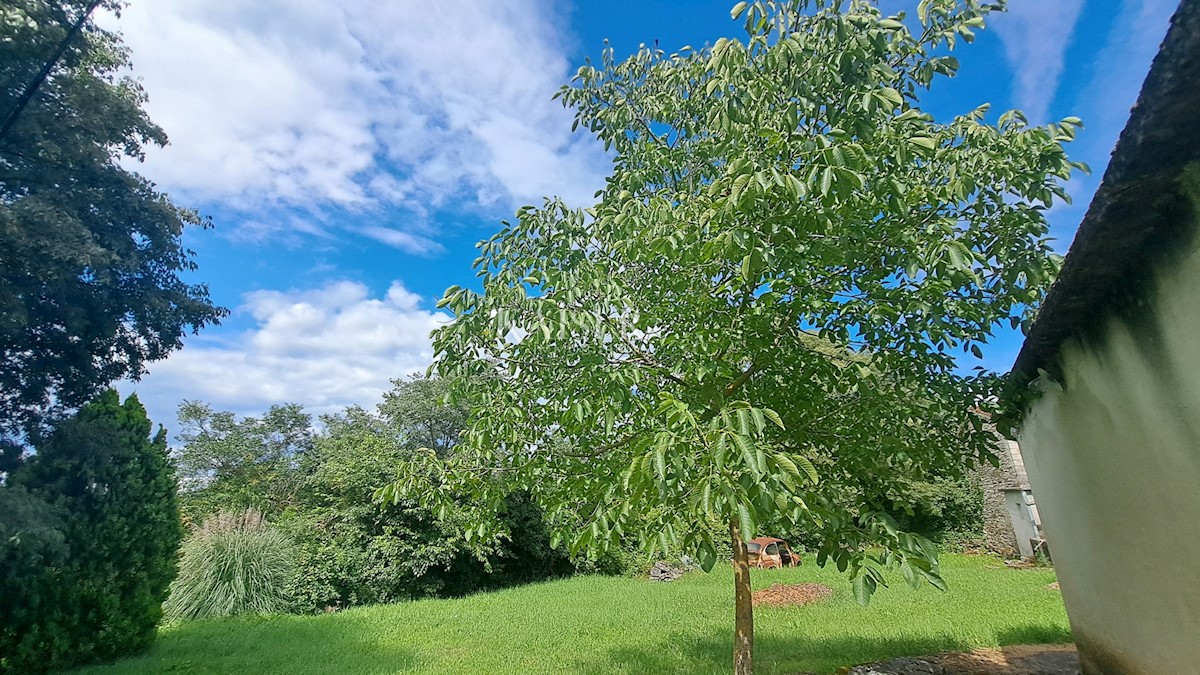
164,510,296,622
0,487,69,672
889,475,985,547
1,391,182,674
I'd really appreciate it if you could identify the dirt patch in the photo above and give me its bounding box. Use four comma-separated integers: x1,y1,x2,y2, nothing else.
836,644,1079,675
752,583,833,608
1047,582,1060,591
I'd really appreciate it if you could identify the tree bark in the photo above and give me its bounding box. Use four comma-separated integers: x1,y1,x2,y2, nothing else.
730,516,754,675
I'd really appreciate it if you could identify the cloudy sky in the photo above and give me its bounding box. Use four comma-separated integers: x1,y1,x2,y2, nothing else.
102,0,1181,429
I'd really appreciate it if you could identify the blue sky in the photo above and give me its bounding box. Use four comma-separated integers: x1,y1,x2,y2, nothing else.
101,0,1181,428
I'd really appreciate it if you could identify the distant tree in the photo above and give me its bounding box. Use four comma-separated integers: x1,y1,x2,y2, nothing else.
378,374,469,455
0,0,225,440
173,402,314,524
171,381,571,613
284,408,473,610
2,391,182,673
382,1,1082,672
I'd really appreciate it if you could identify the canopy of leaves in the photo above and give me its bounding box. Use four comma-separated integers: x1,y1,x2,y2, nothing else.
383,0,1081,599
173,401,315,525
0,0,225,439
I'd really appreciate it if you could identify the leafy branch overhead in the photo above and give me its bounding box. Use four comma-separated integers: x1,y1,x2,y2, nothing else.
382,0,1080,605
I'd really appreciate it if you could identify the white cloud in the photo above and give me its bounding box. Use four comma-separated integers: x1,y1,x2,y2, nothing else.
1040,0,1178,247
102,0,609,226
989,0,1085,123
121,280,449,427
358,226,444,256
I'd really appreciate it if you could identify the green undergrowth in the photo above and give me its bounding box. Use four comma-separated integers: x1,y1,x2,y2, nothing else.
70,554,1068,675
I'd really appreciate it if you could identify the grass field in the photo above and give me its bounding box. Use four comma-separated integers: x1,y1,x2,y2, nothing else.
72,554,1069,675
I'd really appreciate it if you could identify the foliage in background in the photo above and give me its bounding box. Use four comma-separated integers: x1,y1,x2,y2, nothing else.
173,401,314,525
378,375,471,457
0,0,225,443
175,376,575,616
383,0,1081,671
0,391,182,674
164,510,296,622
886,474,984,548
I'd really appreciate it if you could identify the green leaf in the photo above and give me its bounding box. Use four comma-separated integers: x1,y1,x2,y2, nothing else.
773,453,801,478
697,537,717,572
946,241,973,270
736,502,756,540
909,135,937,152
852,573,877,606
750,407,765,432
733,434,758,474
819,166,834,195
734,408,752,436
791,454,819,483
761,408,785,429
919,566,949,592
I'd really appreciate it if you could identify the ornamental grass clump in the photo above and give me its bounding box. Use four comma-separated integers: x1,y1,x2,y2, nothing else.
164,509,296,622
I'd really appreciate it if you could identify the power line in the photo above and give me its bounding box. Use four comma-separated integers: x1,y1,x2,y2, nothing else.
0,0,103,142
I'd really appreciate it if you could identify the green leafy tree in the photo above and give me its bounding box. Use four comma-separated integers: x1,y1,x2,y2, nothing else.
378,374,470,456
285,408,470,610
0,0,225,440
176,379,572,613
0,486,68,671
2,391,182,673
173,402,314,524
383,1,1081,672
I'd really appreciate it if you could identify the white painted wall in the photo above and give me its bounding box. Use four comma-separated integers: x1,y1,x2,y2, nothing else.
1018,239,1200,673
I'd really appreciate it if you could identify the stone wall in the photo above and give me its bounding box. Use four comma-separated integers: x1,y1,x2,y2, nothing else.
973,436,1026,558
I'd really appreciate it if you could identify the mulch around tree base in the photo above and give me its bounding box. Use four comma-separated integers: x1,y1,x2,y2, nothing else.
752,582,834,607
830,644,1080,675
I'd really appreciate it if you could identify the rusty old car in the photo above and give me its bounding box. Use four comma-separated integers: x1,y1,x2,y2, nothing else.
746,537,801,569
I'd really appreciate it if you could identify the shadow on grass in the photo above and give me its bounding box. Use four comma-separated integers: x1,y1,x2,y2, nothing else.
70,613,419,675
576,623,1074,675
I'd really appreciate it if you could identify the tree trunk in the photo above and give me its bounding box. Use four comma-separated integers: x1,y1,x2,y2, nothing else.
730,516,754,675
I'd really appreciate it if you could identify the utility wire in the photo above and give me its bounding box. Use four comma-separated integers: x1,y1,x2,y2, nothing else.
0,0,103,142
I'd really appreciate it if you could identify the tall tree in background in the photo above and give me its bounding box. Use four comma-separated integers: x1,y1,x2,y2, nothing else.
1,391,182,673
173,402,314,524
383,1,1082,672
378,374,469,456
0,0,225,442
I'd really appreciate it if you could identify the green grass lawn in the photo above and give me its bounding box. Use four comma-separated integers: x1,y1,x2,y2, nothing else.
72,554,1068,675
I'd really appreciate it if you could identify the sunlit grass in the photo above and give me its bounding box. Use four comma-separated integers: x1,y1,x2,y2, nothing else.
72,554,1068,675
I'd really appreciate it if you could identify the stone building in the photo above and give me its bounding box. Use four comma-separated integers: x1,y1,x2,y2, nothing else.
974,435,1042,559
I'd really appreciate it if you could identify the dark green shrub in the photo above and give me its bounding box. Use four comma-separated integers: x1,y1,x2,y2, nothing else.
0,487,69,671
1,391,182,673
884,474,985,548
164,510,296,622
